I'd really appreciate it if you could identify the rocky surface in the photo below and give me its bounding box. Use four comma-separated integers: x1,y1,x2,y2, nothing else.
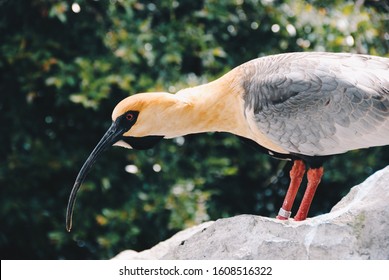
113,166,389,260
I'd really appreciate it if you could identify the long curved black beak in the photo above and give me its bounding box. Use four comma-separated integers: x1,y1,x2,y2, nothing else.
66,121,125,232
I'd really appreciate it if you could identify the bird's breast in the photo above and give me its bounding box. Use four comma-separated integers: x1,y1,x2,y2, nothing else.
232,101,290,155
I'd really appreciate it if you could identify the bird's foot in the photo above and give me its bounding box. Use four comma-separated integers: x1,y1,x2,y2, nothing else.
276,207,291,220
293,212,307,221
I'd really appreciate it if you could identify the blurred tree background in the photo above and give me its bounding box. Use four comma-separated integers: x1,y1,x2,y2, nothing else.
1,0,388,259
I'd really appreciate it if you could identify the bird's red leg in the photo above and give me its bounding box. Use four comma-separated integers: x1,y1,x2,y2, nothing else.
294,167,324,221
276,160,305,220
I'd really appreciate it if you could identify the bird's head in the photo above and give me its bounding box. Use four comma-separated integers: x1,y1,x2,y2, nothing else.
66,92,184,231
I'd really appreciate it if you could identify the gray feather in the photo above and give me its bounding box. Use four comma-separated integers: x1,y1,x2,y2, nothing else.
242,52,389,156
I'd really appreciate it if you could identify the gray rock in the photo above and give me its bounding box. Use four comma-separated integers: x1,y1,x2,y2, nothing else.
113,221,214,260
113,166,389,260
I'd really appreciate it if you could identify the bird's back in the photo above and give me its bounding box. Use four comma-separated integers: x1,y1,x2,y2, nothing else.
241,52,389,156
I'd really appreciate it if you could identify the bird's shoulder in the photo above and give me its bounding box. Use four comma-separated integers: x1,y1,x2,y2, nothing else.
241,52,388,106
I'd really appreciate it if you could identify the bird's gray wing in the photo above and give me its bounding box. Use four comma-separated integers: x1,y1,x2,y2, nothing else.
242,52,389,156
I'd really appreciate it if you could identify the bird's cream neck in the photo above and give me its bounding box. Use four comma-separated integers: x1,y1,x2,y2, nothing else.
168,73,245,138
172,72,289,154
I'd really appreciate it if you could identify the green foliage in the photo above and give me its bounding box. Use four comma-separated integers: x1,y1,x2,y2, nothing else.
1,0,388,259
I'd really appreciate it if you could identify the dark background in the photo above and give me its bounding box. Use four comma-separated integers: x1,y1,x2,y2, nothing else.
1,0,388,259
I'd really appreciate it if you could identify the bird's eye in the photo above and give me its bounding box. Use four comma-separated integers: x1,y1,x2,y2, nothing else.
126,113,134,121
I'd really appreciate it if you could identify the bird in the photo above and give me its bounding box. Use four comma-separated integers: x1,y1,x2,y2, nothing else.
66,52,389,231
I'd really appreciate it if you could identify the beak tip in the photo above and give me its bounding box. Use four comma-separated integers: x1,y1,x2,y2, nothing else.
66,222,72,232
66,217,72,232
